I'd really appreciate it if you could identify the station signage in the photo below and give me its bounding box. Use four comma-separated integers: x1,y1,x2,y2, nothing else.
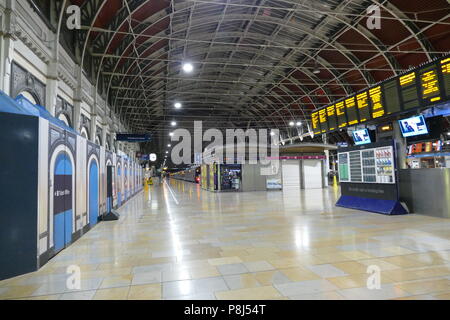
310,54,450,136
116,133,151,142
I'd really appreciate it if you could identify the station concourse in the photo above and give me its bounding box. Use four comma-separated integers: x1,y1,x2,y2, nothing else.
0,0,450,301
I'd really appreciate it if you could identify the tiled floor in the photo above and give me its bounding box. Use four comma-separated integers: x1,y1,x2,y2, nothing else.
1,179,450,300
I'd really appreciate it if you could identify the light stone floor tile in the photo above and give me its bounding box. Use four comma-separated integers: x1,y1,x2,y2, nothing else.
223,274,261,290
59,290,97,300
215,286,282,300
274,279,339,296
337,284,411,300
217,263,249,276
243,261,275,272
306,264,349,278
3,182,450,300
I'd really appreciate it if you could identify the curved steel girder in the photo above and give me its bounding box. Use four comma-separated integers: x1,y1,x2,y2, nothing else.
89,6,368,110
109,40,319,129
81,2,361,132
109,39,342,118
112,50,319,128
377,0,434,61
263,12,450,119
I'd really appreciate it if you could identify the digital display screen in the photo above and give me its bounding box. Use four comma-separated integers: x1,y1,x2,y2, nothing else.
356,91,371,123
319,108,328,133
398,115,429,137
399,72,420,110
326,105,337,131
441,57,450,100
345,96,359,125
369,86,385,119
305,55,450,137
419,64,442,105
311,111,321,135
336,101,347,128
383,79,401,115
352,129,372,145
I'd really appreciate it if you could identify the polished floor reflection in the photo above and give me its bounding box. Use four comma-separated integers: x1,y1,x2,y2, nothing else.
1,179,450,300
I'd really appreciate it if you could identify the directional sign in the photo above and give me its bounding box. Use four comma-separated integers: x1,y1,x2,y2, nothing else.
116,133,151,142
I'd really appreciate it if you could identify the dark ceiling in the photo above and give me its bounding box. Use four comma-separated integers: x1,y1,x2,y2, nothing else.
62,0,449,158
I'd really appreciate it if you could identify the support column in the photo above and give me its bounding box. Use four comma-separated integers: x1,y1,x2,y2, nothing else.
393,121,407,169
73,65,82,132
46,61,58,115
0,0,16,95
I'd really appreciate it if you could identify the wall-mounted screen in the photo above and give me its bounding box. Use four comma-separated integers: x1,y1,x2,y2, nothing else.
398,115,429,137
352,129,372,145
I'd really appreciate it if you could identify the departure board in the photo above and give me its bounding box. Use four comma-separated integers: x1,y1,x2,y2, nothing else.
345,96,359,125
419,64,442,105
441,57,450,99
356,91,371,123
369,86,385,119
399,72,420,110
326,105,337,131
336,101,347,128
311,111,321,135
308,54,450,136
319,108,328,133
383,79,401,115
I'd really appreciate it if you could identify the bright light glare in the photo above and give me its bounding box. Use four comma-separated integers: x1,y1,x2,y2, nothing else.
289,121,295,127
182,63,194,73
174,102,182,109
171,121,177,126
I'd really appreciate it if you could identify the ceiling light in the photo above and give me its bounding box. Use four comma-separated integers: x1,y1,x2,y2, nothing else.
182,62,194,73
171,121,177,126
296,121,302,126
174,102,182,109
168,144,171,147
166,151,169,154
169,132,174,137
313,61,321,74
289,121,295,127
270,131,275,136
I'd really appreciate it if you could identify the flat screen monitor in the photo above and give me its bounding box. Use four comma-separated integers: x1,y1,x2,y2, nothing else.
352,129,372,145
398,115,429,137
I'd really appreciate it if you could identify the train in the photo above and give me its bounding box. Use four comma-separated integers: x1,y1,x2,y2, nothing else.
170,166,201,183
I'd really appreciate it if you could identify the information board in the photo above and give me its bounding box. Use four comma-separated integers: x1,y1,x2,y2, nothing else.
399,72,420,110
441,57,450,100
345,96,359,126
311,111,321,135
419,64,442,105
336,101,347,128
309,55,450,136
356,91,371,123
369,86,385,119
326,105,337,131
383,79,401,115
319,108,328,133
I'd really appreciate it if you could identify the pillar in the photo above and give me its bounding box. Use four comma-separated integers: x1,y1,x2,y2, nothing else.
0,0,16,95
393,121,407,169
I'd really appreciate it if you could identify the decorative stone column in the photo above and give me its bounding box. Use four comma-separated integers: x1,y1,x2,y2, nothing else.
0,0,16,95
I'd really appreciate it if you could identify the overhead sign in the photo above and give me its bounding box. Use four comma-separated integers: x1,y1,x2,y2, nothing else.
116,133,151,142
310,54,450,136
